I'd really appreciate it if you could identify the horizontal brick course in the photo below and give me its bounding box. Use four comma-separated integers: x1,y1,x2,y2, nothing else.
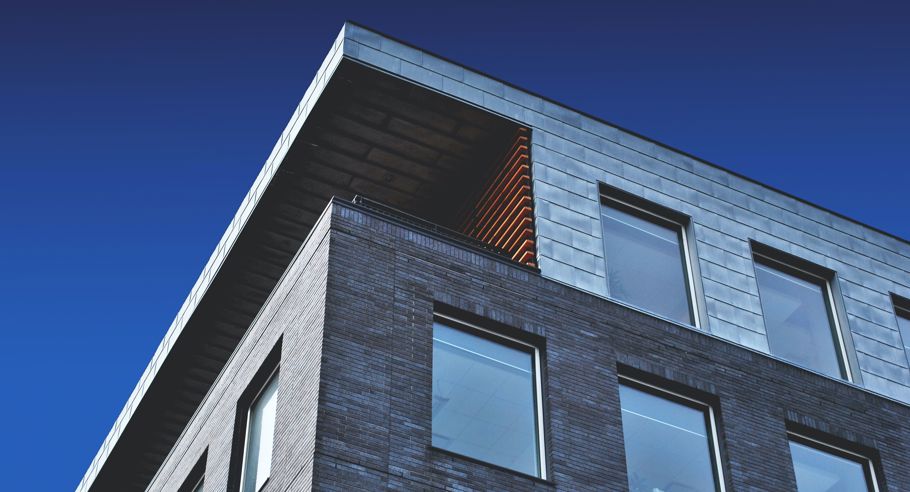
150,202,910,490
313,202,910,490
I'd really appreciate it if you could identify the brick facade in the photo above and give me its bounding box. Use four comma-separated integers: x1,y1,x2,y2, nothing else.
151,201,910,490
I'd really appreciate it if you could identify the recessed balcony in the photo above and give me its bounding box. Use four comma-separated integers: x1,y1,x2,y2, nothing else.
273,60,538,267
94,58,540,490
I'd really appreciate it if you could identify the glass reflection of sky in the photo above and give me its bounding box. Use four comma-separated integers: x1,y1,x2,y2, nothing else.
602,204,692,325
432,322,539,476
619,384,718,492
755,263,842,378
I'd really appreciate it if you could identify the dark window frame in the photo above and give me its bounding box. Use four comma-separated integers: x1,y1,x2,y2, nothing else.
599,183,702,328
431,312,548,480
750,242,854,381
889,294,910,366
177,449,207,492
227,338,282,492
617,374,728,492
787,432,881,492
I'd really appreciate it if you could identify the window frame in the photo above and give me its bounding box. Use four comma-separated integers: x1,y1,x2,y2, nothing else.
432,312,548,480
617,375,727,492
599,188,701,328
751,248,853,382
190,476,204,492
177,449,207,492
787,432,881,492
238,365,279,492
228,339,282,492
889,294,910,366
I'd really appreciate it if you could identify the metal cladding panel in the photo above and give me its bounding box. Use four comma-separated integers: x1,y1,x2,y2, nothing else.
340,22,910,402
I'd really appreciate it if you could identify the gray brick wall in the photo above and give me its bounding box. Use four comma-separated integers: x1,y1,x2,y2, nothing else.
146,209,331,492
313,201,910,491
145,201,910,490
340,23,910,403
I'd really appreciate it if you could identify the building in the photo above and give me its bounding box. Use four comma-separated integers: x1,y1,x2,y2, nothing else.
78,23,910,492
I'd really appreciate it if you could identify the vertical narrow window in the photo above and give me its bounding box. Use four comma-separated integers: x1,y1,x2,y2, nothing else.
891,296,910,366
431,315,545,478
618,378,725,492
600,188,697,326
789,435,879,492
240,369,279,492
752,248,848,379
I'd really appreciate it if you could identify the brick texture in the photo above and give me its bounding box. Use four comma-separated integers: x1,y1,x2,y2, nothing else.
314,202,910,491
146,210,331,492
148,201,910,491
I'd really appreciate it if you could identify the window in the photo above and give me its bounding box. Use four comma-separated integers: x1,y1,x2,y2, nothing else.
891,296,910,365
618,378,725,492
752,248,848,379
178,450,207,492
600,188,697,326
431,315,546,478
789,435,879,492
240,369,279,492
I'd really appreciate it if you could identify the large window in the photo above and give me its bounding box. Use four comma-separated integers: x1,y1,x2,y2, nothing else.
753,249,848,379
789,435,879,492
600,190,697,326
891,296,910,365
618,378,725,492
431,316,546,478
240,369,279,492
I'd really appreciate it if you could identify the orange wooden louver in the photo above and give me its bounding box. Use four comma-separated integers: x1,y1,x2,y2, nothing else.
458,128,537,267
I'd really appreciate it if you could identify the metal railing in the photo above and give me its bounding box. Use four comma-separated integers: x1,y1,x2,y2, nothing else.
350,195,538,272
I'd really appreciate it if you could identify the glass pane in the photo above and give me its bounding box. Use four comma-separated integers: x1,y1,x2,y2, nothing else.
619,384,719,492
754,263,843,378
432,322,540,476
602,204,693,325
896,311,910,355
192,479,204,492
242,372,279,492
790,440,872,492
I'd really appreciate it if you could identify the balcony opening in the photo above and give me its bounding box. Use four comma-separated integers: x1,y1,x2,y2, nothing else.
270,60,537,267
456,128,536,267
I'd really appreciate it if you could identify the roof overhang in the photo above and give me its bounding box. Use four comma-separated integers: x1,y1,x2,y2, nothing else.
78,22,525,492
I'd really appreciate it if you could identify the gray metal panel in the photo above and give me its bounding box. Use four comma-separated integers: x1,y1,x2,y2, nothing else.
340,23,910,402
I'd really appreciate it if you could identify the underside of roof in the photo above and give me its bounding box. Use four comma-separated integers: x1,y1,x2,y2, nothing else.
82,50,526,491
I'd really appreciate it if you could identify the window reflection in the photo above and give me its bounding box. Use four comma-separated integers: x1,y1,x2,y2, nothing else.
601,202,693,325
754,261,844,379
790,439,875,492
431,321,542,477
241,371,278,492
619,383,721,492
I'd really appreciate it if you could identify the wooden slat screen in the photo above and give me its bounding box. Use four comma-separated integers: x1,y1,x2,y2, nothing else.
458,128,537,267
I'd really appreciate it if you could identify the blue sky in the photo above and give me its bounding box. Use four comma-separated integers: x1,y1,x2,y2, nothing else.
1,1,908,489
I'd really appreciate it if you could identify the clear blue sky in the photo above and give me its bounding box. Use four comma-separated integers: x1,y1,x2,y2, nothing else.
1,1,908,489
